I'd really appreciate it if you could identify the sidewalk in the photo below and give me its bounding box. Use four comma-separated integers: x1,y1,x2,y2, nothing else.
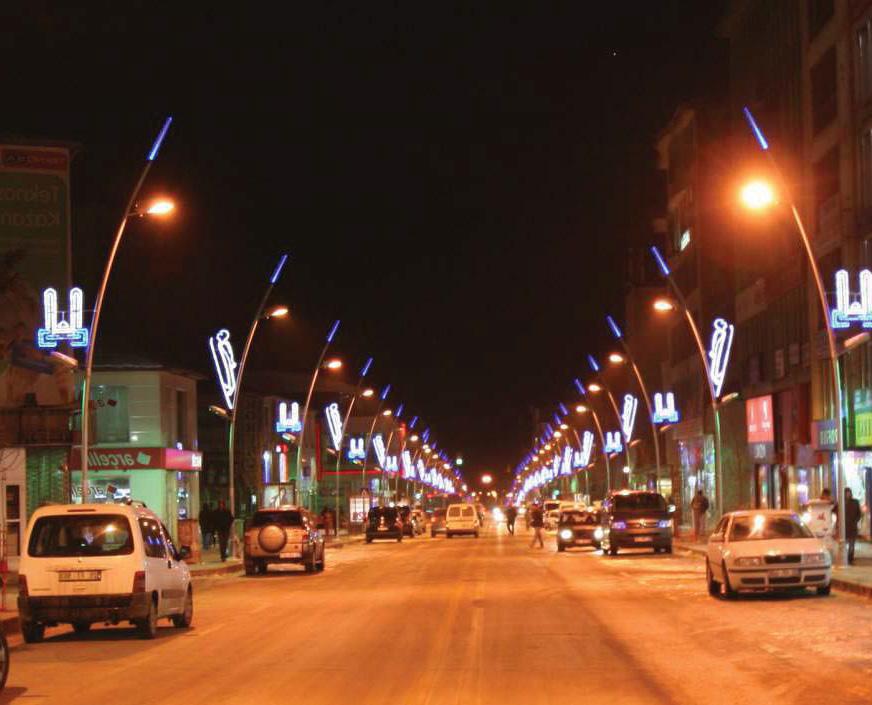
674,536,872,598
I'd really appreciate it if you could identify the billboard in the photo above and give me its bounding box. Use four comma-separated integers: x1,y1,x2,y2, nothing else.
0,144,73,407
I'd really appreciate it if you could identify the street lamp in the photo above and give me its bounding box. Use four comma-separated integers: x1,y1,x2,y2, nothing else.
296,320,341,508
586,354,632,477
481,473,493,485
606,314,663,493
574,379,611,494
741,106,847,561
80,117,174,501
361,384,390,494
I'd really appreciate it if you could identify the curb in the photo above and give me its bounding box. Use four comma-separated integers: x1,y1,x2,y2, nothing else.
190,562,244,578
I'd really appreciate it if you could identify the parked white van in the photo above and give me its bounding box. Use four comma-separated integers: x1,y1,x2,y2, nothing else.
17,502,193,642
445,504,480,538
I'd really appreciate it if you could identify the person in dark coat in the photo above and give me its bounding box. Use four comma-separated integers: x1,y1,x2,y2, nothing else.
505,505,518,535
200,502,214,549
529,503,545,549
844,488,862,565
213,500,234,562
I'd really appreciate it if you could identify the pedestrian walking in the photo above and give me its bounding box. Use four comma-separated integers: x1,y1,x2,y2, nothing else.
690,489,709,542
213,500,234,562
320,506,332,536
505,505,518,536
200,502,214,549
529,502,545,549
844,488,862,565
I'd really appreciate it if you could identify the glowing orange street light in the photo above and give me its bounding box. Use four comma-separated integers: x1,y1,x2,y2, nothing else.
575,404,588,414
265,305,289,319
481,473,493,485
361,388,375,398
144,197,175,216
325,358,343,370
740,179,776,211
382,408,393,416
653,298,676,313
587,383,602,393
608,352,625,364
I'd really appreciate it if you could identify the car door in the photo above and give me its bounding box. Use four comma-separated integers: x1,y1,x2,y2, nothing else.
138,517,174,616
161,523,188,613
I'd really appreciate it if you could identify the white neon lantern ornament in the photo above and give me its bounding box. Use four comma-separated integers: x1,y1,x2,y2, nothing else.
37,287,89,348
324,402,343,451
561,446,573,476
373,434,387,469
831,269,872,329
348,436,365,460
708,318,735,398
402,450,413,478
209,329,238,410
604,431,623,454
621,394,638,442
652,392,680,424
276,401,302,433
385,455,399,473
574,430,594,468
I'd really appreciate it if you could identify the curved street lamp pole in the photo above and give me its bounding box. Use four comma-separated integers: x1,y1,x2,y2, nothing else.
587,355,632,478
606,315,663,493
80,117,173,501
360,384,390,498
334,356,373,534
574,378,612,494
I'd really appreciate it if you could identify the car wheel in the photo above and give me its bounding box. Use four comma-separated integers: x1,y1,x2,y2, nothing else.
397,535,402,543
608,546,618,556
557,544,565,552
664,543,673,554
256,561,268,575
721,561,736,598
365,537,373,544
138,598,158,639
446,532,453,539
72,621,91,634
318,551,326,572
706,560,721,597
305,553,317,573
21,620,44,644
244,560,256,576
474,531,479,538
172,588,194,628
817,584,832,596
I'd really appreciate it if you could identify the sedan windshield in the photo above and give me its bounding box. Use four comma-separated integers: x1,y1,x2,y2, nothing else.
729,514,813,541
561,511,599,525
613,494,666,511
28,514,134,557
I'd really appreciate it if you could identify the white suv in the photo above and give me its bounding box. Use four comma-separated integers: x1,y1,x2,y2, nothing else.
18,502,193,642
445,504,480,538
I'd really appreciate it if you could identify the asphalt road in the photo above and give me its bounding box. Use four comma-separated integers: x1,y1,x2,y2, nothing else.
4,525,872,705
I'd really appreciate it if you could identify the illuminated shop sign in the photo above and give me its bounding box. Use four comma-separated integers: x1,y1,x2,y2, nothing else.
831,269,872,329
209,329,238,410
37,287,89,349
708,318,735,397
276,401,302,433
652,392,679,424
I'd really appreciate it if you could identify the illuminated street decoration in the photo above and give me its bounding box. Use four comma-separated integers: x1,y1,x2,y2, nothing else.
561,446,573,476
604,431,623,454
385,455,398,473
38,287,89,349
324,402,343,451
708,318,735,397
831,269,872,329
402,450,413,478
209,329,238,410
348,437,365,460
621,394,638,442
373,434,386,468
417,459,426,479
276,401,302,433
552,454,561,478
653,392,680,424
574,431,594,467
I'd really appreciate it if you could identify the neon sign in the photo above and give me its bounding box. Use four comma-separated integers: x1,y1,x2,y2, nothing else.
348,436,365,460
324,402,343,451
604,431,623,454
37,287,89,349
621,394,638,441
653,392,679,424
831,269,872,329
209,329,237,410
373,434,386,468
276,401,302,433
708,318,735,397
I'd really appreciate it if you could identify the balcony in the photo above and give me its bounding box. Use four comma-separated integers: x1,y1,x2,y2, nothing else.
0,406,74,446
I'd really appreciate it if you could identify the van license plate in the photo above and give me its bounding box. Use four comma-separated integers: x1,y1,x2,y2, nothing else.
59,571,101,582
635,536,653,543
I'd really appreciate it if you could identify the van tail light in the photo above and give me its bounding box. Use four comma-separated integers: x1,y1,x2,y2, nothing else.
18,575,27,598
132,571,146,593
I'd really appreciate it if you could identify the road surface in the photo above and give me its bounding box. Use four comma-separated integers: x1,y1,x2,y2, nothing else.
4,526,872,704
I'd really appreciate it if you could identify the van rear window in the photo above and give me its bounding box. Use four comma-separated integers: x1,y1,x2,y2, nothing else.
28,514,134,557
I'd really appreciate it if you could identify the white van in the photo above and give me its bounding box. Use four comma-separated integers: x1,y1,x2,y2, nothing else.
445,504,480,538
17,502,193,642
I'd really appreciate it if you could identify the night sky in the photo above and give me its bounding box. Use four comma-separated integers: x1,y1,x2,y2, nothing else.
3,1,726,487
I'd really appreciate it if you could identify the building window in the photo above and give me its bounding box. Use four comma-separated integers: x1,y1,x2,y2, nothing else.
93,385,129,444
857,15,872,103
814,146,840,207
809,0,834,40
811,47,837,134
174,389,188,449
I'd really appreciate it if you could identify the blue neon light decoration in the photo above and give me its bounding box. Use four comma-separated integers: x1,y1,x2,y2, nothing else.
606,315,623,339
742,106,769,151
395,403,404,418
552,413,561,427
360,356,374,377
276,401,302,433
587,354,600,372
574,378,586,396
604,431,623,454
380,384,391,400
652,392,680,424
409,416,419,429
650,245,671,277
147,116,173,161
269,253,289,284
326,319,340,343
37,287,89,349
422,428,430,442
558,402,569,417
348,436,366,460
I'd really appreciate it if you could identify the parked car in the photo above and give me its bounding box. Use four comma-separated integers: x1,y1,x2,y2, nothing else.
397,506,417,537
445,503,480,538
544,509,561,531
557,509,603,551
18,502,193,642
243,506,325,575
366,506,403,543
705,510,832,597
411,507,427,535
600,490,672,555
429,508,447,537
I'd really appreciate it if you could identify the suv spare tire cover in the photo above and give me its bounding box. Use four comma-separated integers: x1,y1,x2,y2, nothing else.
258,525,288,553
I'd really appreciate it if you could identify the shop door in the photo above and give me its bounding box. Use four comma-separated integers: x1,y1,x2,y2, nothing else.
755,466,770,508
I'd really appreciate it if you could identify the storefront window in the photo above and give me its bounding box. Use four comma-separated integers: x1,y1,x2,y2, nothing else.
93,385,129,444
177,472,193,520
70,473,131,504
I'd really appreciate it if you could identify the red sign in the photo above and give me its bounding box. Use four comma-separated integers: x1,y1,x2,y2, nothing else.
746,396,774,443
69,447,203,472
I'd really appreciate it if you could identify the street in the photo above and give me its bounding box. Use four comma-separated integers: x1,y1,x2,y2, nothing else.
4,527,872,705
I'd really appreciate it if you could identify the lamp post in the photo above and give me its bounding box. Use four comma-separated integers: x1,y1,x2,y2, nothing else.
741,107,847,561
80,117,174,501
333,357,373,535
586,355,632,478
295,320,340,509
606,315,663,493
574,378,612,494
360,385,391,497
649,245,724,517
224,255,289,515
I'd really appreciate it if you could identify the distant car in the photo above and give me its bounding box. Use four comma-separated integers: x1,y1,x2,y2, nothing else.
600,491,672,555
705,510,832,597
557,509,603,551
429,508,447,537
366,506,403,543
411,507,427,535
397,506,416,538
445,504,480,538
243,506,325,575
544,509,561,531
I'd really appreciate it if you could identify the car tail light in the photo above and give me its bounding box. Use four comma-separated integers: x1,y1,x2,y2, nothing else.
18,575,27,598
132,571,146,593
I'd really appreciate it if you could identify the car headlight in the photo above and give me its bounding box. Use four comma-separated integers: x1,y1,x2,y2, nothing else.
657,520,671,528
734,556,763,567
611,520,627,530
559,529,573,540
802,552,830,566
593,527,604,540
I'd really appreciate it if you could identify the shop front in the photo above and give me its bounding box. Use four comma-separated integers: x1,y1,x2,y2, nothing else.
673,418,715,529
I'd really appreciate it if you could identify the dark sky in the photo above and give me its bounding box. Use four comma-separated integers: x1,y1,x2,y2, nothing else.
2,1,726,486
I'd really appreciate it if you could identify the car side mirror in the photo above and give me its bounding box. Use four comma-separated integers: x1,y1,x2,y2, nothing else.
177,545,192,560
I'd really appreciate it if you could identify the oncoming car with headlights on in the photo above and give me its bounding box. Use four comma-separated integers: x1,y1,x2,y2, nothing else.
556,509,602,551
705,510,832,598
